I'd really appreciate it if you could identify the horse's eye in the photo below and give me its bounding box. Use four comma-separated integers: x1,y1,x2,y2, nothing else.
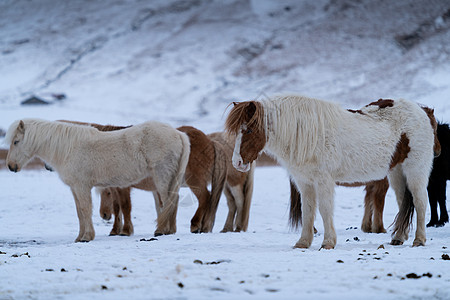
246,128,252,134
13,140,19,145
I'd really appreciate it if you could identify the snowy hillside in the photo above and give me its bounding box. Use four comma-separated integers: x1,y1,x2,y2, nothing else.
1,0,450,299
1,0,450,130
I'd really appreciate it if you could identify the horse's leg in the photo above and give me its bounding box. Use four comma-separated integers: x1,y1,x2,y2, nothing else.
438,194,449,226
388,166,408,245
110,190,123,236
187,179,211,233
154,189,179,236
408,181,428,247
372,178,388,233
361,184,374,233
70,186,95,242
152,191,162,218
221,185,237,233
426,178,441,227
316,178,336,249
435,180,448,226
119,188,134,236
228,184,245,232
294,182,317,249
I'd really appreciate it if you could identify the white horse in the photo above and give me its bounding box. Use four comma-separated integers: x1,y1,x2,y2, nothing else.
225,95,435,249
5,118,190,242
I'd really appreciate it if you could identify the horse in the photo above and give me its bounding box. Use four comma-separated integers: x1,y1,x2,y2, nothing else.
5,118,190,242
289,105,440,234
225,95,435,249
99,127,255,235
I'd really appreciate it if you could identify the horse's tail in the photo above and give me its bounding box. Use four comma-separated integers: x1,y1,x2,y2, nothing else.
392,186,415,238
157,131,190,232
205,142,228,231
289,177,302,230
240,161,255,231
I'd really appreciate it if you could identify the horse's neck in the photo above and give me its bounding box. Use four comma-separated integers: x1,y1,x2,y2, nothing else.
31,123,93,166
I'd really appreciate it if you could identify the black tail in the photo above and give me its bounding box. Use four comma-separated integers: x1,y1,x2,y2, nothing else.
392,186,415,237
289,178,302,230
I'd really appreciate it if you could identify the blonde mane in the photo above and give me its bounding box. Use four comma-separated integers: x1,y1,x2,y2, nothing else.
262,95,345,164
6,118,99,163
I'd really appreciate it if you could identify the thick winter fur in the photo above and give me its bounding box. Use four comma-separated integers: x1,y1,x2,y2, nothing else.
5,118,190,242
100,129,255,234
289,106,440,234
226,95,434,249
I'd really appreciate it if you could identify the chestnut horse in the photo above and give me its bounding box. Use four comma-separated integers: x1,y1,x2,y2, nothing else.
99,127,255,235
5,118,190,241
289,106,440,234
226,95,435,249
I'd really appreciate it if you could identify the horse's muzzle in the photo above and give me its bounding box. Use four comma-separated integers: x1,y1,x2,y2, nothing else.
8,163,18,172
102,213,112,221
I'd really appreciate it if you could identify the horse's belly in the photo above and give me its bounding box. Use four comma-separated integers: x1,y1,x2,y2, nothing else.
333,164,389,184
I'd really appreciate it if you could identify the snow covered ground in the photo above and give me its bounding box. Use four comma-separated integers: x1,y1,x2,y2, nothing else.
1,167,450,300
1,0,450,299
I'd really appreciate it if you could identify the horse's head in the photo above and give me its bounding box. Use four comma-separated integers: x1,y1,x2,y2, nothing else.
422,106,441,157
99,188,114,220
225,101,266,172
5,120,32,173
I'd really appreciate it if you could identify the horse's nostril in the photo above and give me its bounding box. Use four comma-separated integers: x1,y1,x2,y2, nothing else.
8,164,17,172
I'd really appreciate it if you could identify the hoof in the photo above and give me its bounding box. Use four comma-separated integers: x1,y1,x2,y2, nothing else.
154,232,163,237
75,239,90,243
412,240,425,247
390,239,403,246
427,221,438,228
191,229,201,234
320,244,335,250
293,241,310,249
373,227,387,234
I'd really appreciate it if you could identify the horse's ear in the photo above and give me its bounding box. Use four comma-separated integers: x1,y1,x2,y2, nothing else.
233,101,239,106
18,120,25,134
246,101,257,119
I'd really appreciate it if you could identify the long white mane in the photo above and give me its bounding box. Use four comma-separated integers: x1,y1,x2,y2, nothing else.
262,95,344,164
6,118,99,162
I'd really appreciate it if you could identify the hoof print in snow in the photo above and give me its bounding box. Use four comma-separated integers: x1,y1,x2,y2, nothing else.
266,288,279,293
377,244,385,250
337,260,344,263
45,268,54,272
101,285,108,290
442,254,450,260
194,259,230,265
177,282,184,288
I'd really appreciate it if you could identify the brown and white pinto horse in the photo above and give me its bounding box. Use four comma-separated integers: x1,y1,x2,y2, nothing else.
99,127,255,235
289,105,440,234
226,95,435,249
